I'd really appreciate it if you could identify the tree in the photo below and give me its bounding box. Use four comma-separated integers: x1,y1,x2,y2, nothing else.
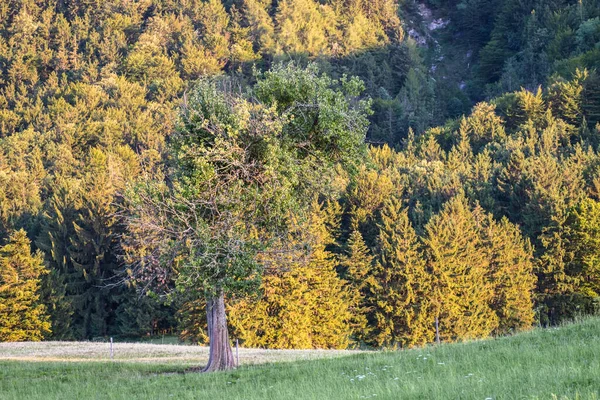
274,0,334,56
479,213,535,334
228,200,354,349
538,197,600,324
35,184,80,339
424,195,498,341
0,230,51,341
370,198,434,348
123,63,369,371
341,229,375,343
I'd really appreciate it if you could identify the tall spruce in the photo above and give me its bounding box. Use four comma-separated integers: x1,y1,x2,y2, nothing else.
478,212,535,334
228,200,354,349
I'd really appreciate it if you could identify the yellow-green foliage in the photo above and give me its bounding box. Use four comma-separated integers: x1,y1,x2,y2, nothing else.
348,165,395,229
424,195,535,341
425,195,498,341
0,230,50,341
566,198,600,298
341,229,375,343
481,214,535,335
538,197,600,322
228,200,354,349
371,198,434,348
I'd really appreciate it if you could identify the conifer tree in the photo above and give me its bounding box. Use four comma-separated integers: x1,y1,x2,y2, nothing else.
424,195,498,341
68,156,120,338
548,69,586,126
371,197,434,348
241,0,276,55
0,230,51,341
36,184,80,339
275,0,332,55
479,213,535,334
228,200,354,349
342,229,375,343
538,197,600,324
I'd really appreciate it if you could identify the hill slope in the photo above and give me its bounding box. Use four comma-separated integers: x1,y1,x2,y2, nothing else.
1,318,599,400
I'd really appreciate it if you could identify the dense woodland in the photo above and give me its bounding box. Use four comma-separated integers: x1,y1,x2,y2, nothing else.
1,0,600,350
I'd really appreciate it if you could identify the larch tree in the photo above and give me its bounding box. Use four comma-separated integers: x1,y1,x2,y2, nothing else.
0,230,51,342
122,63,370,371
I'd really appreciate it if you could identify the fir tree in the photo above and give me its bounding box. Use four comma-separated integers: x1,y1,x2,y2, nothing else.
228,200,354,349
479,213,535,334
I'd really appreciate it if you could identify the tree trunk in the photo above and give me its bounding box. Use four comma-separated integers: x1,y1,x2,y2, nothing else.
203,291,237,372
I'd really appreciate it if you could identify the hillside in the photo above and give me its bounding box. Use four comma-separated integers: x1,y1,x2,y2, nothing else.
1,318,599,399
1,0,600,356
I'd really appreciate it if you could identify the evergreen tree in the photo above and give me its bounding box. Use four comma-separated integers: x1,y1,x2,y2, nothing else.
479,213,535,334
538,197,600,324
371,198,434,348
424,195,498,341
341,229,375,343
36,184,80,339
275,0,332,55
228,200,354,349
0,230,51,341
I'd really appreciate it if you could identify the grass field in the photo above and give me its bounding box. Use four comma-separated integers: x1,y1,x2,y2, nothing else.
0,340,360,365
1,318,599,400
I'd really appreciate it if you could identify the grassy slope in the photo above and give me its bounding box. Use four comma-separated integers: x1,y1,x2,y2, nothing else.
1,319,599,400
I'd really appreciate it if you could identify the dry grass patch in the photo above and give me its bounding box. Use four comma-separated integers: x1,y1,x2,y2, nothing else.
0,341,363,365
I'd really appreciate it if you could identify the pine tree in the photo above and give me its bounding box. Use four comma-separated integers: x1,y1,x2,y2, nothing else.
371,197,434,348
0,230,51,341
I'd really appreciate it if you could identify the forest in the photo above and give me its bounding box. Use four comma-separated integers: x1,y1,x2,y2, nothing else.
1,0,600,356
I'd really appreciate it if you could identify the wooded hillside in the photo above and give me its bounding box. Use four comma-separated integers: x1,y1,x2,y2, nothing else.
1,0,599,348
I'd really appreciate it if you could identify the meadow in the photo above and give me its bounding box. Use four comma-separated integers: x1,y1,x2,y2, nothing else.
1,318,599,400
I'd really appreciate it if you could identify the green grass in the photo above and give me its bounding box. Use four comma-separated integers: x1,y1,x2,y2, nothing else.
2,319,600,400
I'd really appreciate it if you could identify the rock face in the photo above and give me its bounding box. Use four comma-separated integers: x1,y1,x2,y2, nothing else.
408,3,450,47
408,28,428,46
417,2,432,20
428,18,450,31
